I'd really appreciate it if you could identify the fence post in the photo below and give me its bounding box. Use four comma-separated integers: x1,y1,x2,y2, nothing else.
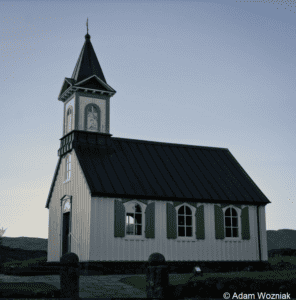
146,253,169,299
60,252,80,299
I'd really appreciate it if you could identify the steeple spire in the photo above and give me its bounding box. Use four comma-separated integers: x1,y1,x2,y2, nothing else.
70,19,106,84
85,18,90,40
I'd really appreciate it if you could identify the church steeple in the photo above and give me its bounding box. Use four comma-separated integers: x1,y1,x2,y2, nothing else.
58,19,116,102
71,18,107,84
57,20,116,157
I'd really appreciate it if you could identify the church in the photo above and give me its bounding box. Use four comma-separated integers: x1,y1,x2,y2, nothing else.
45,24,271,274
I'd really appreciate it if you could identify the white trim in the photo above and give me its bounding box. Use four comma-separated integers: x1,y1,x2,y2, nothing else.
175,203,196,241
75,75,116,92
64,154,71,182
123,200,147,239
222,205,241,240
60,195,72,259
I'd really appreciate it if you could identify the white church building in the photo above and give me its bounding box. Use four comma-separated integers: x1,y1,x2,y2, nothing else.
45,25,271,274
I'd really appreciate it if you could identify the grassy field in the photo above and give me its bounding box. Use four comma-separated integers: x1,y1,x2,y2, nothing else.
119,254,296,293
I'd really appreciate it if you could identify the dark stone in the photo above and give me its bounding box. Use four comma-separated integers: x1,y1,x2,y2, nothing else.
146,265,169,298
60,252,79,299
148,252,166,266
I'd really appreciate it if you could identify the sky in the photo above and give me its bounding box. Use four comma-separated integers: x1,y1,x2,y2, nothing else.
1,0,295,239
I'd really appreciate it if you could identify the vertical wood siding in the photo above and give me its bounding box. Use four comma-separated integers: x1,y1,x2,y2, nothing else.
47,150,91,262
89,198,264,262
258,206,268,261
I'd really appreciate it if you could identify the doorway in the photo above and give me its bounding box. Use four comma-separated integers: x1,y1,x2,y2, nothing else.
62,211,71,255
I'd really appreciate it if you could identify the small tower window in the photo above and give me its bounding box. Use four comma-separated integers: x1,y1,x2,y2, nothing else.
67,107,72,133
87,105,98,131
65,155,71,181
178,205,192,237
225,207,239,238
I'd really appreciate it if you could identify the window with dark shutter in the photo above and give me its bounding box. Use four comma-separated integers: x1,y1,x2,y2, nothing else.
167,202,177,239
241,206,250,240
145,202,155,238
215,205,225,239
195,205,205,239
114,200,125,237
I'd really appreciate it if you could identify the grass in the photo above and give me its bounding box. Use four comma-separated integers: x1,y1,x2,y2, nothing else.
1,255,48,270
1,251,296,298
119,254,296,293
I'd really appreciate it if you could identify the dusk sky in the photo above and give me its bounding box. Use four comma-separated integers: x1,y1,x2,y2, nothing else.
1,0,295,239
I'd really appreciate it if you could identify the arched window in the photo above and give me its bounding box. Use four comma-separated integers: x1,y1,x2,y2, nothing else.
178,205,192,237
225,207,238,238
86,105,98,131
126,203,142,236
67,107,72,133
65,155,71,181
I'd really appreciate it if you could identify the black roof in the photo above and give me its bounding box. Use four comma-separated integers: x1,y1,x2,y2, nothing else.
71,33,107,84
57,33,116,101
45,136,271,208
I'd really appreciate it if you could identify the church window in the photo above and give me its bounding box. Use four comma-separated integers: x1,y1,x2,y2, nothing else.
178,205,192,237
86,105,98,131
65,155,71,181
225,207,239,238
126,203,142,236
67,107,72,133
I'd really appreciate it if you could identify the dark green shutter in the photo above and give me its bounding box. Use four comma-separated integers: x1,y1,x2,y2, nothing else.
241,206,250,240
145,202,155,238
195,205,205,239
215,205,224,239
167,202,177,239
114,200,125,237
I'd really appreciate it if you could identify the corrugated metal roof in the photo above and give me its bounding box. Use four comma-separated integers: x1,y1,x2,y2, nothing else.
73,137,271,205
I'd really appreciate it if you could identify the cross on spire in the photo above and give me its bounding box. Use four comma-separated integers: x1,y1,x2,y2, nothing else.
86,18,88,34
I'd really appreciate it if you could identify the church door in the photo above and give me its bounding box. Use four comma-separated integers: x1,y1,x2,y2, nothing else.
62,212,71,255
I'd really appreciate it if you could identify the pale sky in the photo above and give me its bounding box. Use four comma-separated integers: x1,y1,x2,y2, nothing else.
1,0,295,238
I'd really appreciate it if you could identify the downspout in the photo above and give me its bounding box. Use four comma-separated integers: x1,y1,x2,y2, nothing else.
257,205,262,262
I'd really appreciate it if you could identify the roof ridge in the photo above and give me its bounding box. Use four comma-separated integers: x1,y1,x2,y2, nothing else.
111,136,229,151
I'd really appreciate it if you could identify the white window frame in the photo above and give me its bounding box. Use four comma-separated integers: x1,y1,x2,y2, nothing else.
64,154,71,183
222,205,241,240
175,203,196,241
67,107,72,133
123,201,146,239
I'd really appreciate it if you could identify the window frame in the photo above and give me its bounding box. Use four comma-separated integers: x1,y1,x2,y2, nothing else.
123,200,146,239
67,107,73,133
222,205,241,240
175,203,196,240
84,103,101,132
64,154,71,183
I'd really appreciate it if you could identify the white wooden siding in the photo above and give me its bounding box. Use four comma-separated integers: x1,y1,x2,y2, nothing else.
258,206,268,261
47,150,91,262
89,198,267,262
